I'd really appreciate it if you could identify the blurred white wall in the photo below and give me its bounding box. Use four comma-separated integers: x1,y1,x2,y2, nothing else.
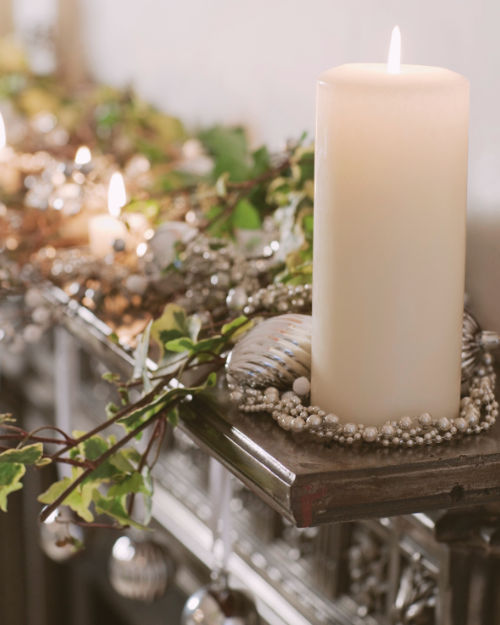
41,0,500,329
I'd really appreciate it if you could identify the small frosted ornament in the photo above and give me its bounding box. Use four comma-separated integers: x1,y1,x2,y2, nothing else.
181,572,260,625
39,506,84,562
109,532,175,602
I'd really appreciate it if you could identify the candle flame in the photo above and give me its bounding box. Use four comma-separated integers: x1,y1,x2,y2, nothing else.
387,26,401,74
0,113,6,150
75,145,91,166
108,172,127,217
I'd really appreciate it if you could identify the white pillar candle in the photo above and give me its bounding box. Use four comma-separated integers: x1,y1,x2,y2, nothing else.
88,214,127,258
311,28,469,426
88,171,128,258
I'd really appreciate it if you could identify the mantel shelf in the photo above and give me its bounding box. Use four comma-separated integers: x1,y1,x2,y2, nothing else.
44,284,500,528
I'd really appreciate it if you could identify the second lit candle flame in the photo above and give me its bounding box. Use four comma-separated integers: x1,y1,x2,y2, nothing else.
108,172,127,217
0,113,6,150
75,146,91,166
387,26,401,74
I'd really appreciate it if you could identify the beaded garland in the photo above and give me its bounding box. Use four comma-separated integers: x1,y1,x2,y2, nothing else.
228,352,497,447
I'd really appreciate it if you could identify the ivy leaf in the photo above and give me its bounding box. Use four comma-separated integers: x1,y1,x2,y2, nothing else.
38,473,94,523
117,375,218,431
108,332,120,345
165,335,226,360
108,471,144,497
0,463,25,512
36,457,52,468
109,450,137,474
303,214,314,235
117,387,181,431
232,198,261,230
0,443,43,465
141,466,154,526
215,173,228,198
102,372,120,383
199,126,251,182
206,372,217,387
106,402,119,419
121,448,142,464
151,304,201,370
92,490,149,530
82,436,109,461
250,145,270,178
165,337,195,353
64,483,95,523
167,407,179,428
221,316,253,341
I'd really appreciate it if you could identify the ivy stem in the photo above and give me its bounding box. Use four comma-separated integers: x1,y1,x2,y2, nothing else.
48,373,175,462
0,434,72,445
39,362,222,524
42,456,95,470
127,418,163,517
39,398,181,524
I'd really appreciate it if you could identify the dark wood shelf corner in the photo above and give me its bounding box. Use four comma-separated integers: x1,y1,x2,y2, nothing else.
44,283,500,528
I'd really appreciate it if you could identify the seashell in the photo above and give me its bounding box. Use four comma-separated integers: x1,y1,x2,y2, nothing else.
462,309,500,382
228,310,499,389
227,314,312,388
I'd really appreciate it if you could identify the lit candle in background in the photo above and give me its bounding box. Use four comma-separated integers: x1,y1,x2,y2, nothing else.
0,112,20,193
0,112,15,162
74,145,92,168
311,27,469,426
108,172,127,216
112,171,149,244
87,172,128,258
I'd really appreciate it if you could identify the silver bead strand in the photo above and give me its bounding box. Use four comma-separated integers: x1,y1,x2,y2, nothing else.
229,354,496,447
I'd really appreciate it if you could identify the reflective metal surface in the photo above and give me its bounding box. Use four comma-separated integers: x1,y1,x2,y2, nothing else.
109,533,175,601
39,505,83,563
181,574,260,625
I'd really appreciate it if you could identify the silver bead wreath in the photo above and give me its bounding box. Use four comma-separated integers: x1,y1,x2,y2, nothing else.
228,352,497,448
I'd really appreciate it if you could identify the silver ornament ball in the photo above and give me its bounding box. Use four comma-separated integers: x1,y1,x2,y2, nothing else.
39,506,84,563
181,575,260,625
109,534,175,602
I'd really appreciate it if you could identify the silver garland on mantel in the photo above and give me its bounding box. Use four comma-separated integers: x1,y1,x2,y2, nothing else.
227,311,500,448
174,237,273,315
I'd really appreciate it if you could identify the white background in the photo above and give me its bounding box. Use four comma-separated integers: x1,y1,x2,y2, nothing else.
16,0,500,330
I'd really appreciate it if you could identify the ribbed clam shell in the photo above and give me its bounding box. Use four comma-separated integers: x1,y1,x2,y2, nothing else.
462,309,500,382
462,309,482,382
228,310,498,389
227,314,312,388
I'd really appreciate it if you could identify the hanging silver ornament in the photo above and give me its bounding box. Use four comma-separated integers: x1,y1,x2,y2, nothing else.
181,573,260,625
109,533,175,602
462,309,500,382
39,506,84,563
227,314,312,388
